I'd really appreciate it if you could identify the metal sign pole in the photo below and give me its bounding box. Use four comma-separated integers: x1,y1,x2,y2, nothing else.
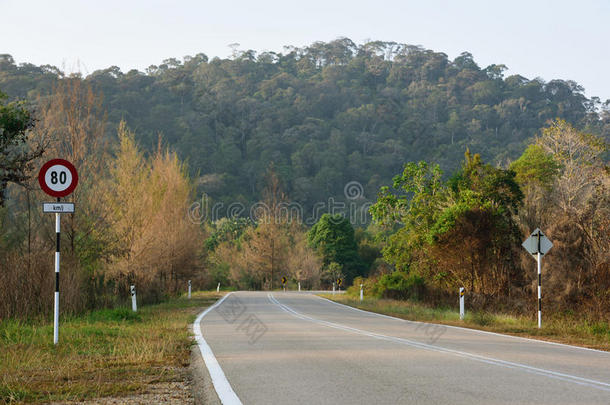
522,228,552,330
535,229,542,329
54,199,60,345
537,252,542,328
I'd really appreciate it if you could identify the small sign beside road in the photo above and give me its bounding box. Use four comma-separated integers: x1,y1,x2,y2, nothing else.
522,228,553,329
42,203,75,213
522,228,553,257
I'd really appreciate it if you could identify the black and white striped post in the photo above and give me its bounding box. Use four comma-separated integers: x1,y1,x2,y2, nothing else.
522,228,552,329
54,199,60,345
38,159,79,346
537,251,542,329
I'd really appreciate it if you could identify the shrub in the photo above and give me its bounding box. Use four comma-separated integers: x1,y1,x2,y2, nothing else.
375,272,425,300
347,276,382,298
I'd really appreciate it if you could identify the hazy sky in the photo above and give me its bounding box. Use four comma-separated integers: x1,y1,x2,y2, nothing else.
2,0,609,101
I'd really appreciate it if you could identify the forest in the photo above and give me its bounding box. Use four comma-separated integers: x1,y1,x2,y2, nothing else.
1,38,608,215
0,38,608,322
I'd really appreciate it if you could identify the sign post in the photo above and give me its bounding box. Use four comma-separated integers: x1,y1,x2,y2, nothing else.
537,251,541,328
459,287,465,320
337,278,342,292
188,280,192,299
38,159,78,345
522,228,553,328
281,276,287,292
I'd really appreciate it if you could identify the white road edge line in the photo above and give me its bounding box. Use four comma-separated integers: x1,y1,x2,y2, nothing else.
268,293,610,392
316,294,610,355
194,292,243,405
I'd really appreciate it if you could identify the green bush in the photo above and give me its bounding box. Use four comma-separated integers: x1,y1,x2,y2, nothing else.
347,276,381,298
588,321,610,337
470,311,495,326
374,272,425,300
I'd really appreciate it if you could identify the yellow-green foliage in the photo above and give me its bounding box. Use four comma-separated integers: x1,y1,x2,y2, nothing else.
104,123,204,296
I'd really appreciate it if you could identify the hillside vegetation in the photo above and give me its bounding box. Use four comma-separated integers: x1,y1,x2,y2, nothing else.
1,39,608,213
1,39,608,327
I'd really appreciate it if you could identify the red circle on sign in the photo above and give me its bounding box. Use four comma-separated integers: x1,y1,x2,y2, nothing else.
38,159,79,198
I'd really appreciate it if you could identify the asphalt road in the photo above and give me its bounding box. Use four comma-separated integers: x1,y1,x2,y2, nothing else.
196,291,610,405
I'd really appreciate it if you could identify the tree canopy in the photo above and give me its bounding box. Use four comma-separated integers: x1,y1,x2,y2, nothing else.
0,90,43,206
370,151,524,294
308,213,365,283
1,40,607,215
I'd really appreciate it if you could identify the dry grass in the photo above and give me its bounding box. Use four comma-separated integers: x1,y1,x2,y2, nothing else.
0,292,220,404
322,295,610,351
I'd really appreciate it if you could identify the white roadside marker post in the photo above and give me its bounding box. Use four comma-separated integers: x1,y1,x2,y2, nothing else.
459,287,465,320
217,282,220,293
360,284,363,302
332,282,336,295
38,159,79,345
298,282,301,292
188,280,192,299
131,285,137,312
522,228,552,329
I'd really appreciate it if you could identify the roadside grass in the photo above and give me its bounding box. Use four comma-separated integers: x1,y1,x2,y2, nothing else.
0,291,220,404
320,294,610,351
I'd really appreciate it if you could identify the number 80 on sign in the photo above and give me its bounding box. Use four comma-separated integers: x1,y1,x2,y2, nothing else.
38,159,79,198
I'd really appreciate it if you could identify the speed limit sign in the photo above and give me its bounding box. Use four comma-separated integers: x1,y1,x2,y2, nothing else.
38,159,78,345
38,159,78,198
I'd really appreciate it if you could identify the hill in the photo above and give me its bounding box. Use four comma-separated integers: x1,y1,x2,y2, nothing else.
1,39,608,215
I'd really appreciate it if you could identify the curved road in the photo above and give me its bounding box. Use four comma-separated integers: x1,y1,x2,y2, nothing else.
196,291,610,404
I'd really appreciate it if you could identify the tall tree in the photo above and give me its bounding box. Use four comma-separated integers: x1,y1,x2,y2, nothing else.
308,213,365,284
370,152,523,294
0,90,43,206
514,120,609,315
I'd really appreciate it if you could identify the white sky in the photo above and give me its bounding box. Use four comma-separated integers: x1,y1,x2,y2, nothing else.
1,0,609,101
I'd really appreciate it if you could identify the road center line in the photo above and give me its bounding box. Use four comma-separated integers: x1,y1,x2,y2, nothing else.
268,293,610,392
194,293,243,405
